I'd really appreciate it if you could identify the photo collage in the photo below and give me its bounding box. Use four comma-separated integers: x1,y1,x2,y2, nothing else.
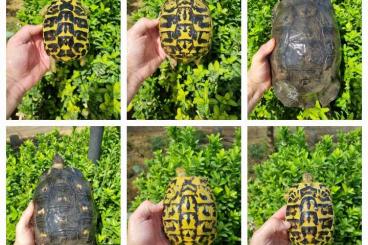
2,0,365,244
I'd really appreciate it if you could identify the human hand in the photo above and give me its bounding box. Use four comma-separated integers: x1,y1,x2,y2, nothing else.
15,201,35,245
250,206,291,245
247,38,275,114
128,200,169,245
6,25,50,118
127,18,166,104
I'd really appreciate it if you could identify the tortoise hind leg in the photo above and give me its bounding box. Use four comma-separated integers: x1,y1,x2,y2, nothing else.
194,57,202,66
40,4,50,17
79,57,86,67
318,77,340,107
50,58,57,73
169,57,177,69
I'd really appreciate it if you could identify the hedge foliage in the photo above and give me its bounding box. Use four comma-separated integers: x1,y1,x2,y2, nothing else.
248,0,362,120
128,0,241,120
14,0,120,119
7,127,121,244
248,127,362,243
130,127,241,244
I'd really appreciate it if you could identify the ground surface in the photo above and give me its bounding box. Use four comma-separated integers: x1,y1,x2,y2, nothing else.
6,0,23,35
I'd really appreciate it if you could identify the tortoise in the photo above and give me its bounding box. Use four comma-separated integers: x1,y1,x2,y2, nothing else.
33,155,96,245
159,0,213,68
285,173,334,245
270,0,341,108
42,0,89,65
162,168,217,244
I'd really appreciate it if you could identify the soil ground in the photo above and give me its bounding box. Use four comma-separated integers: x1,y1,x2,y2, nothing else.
6,126,85,140
127,0,144,28
6,127,87,150
6,0,23,34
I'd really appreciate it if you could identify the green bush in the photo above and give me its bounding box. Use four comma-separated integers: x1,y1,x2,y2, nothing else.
248,143,268,161
128,0,241,120
248,0,362,120
248,127,362,243
130,127,241,244
14,0,120,119
7,127,121,244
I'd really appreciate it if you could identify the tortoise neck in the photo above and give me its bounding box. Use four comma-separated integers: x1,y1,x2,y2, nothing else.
52,163,64,169
176,167,186,177
303,173,313,183
52,154,64,169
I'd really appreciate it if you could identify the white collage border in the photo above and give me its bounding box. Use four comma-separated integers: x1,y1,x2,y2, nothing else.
0,0,366,244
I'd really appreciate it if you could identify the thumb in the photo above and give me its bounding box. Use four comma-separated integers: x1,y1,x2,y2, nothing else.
12,25,43,44
155,201,164,213
252,38,276,64
260,217,291,237
132,18,159,36
132,200,163,222
16,201,34,232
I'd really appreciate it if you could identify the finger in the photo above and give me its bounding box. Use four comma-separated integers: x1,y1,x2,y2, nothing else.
35,38,51,70
149,201,165,218
132,18,160,36
157,201,165,227
271,205,291,230
153,201,167,240
272,205,287,220
12,25,43,44
28,24,43,36
252,38,275,64
16,201,34,231
155,201,164,212
262,217,291,235
132,200,160,221
157,40,167,59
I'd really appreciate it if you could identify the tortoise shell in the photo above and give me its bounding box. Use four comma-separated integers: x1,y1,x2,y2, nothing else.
159,0,212,66
270,0,341,108
286,173,334,245
162,172,217,244
43,0,89,62
33,155,95,245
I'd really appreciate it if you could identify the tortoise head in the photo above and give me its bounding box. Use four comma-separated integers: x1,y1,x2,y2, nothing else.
52,154,65,169
302,173,313,183
176,167,186,177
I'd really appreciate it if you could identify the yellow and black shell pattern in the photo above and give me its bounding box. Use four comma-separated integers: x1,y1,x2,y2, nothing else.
286,173,334,245
159,0,212,64
163,176,217,244
43,0,89,62
33,155,96,245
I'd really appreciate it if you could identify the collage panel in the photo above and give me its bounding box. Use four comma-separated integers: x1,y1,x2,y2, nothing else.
247,0,362,120
127,126,241,243
6,127,121,244
248,126,362,243
127,0,241,120
6,0,121,120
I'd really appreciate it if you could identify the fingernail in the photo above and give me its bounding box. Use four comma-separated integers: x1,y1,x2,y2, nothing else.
283,221,291,229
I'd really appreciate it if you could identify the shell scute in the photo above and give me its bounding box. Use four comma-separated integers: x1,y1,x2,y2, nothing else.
43,0,89,62
159,0,212,65
163,176,217,244
271,0,341,108
286,175,334,245
33,156,95,245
